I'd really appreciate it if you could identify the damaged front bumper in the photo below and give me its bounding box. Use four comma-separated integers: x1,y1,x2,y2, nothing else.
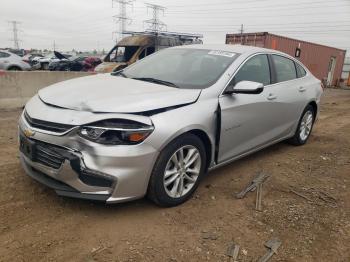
18,111,159,204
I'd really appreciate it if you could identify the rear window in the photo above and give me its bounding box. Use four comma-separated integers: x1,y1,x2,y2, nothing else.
295,62,307,78
272,55,297,82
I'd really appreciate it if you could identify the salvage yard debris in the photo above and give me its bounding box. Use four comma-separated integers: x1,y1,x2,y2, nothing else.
236,172,271,199
257,238,282,262
289,186,338,207
226,242,240,262
236,172,271,211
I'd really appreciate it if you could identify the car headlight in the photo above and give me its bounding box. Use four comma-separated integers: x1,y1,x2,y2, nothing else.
78,119,154,145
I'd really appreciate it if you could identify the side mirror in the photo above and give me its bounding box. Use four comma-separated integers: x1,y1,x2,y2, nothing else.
225,81,264,95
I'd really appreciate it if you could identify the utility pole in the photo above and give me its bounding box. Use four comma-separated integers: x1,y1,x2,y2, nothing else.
9,21,21,49
53,40,56,51
239,24,244,45
143,3,167,32
112,0,134,43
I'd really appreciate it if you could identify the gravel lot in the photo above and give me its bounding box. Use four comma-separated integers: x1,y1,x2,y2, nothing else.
0,88,349,262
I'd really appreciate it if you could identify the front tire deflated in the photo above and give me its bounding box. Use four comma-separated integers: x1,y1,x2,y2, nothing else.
147,133,206,207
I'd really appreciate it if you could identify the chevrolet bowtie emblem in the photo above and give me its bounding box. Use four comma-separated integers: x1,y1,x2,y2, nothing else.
23,128,35,138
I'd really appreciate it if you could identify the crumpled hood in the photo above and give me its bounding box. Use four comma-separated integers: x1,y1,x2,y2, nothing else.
38,74,201,113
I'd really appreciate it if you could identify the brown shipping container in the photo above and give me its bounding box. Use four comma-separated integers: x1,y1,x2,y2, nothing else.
226,32,346,87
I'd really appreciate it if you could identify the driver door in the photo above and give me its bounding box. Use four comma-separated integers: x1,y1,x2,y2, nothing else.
218,54,283,163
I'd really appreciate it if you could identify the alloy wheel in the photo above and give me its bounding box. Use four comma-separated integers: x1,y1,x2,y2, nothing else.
163,145,201,198
299,110,313,141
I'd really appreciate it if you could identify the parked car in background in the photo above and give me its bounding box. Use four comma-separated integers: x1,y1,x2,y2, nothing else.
6,49,26,57
95,31,203,73
82,57,102,71
48,51,102,71
0,50,31,71
22,53,44,66
48,51,80,71
19,45,323,206
32,52,71,70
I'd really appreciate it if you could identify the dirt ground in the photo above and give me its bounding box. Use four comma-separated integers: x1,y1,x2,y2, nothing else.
0,89,349,262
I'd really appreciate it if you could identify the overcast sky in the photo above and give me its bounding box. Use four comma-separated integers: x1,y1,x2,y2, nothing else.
0,0,349,54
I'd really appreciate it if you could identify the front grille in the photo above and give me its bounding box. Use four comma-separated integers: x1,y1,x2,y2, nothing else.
24,111,74,133
35,141,65,169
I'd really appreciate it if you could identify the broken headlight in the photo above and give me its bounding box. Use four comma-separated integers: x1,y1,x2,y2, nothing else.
78,119,154,145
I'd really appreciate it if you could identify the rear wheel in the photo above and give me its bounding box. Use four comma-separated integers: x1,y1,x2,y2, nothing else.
147,133,206,207
288,105,315,145
7,66,22,71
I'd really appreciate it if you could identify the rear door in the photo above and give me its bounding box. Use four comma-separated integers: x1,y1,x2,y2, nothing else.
267,54,308,137
218,54,283,163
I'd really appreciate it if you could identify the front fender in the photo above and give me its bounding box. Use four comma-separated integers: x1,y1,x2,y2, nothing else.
147,98,218,165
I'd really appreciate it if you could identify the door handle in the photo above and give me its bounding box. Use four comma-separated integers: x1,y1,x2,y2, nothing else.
267,93,277,100
299,86,306,92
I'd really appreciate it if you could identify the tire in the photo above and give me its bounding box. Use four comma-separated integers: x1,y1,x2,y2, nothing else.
7,66,22,71
288,105,315,146
147,133,207,207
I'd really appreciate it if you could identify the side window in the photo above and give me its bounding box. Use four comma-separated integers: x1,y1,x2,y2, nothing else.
0,52,10,58
232,54,271,86
295,62,307,78
139,49,146,60
138,47,155,60
146,47,155,55
272,55,297,82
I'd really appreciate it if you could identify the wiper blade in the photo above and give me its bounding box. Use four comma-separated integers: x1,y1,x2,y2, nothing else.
112,71,128,78
132,77,179,88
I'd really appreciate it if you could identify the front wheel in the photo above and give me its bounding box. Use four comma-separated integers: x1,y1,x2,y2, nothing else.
147,134,206,207
288,105,315,145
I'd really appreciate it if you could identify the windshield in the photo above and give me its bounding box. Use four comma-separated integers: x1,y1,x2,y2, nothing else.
106,46,140,63
121,48,238,89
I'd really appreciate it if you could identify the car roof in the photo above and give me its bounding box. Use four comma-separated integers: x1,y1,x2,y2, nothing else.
174,44,282,55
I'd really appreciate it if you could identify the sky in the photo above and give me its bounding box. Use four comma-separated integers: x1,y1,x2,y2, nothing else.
0,0,349,55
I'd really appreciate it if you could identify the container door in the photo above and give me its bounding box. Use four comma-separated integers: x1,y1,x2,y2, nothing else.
327,57,336,87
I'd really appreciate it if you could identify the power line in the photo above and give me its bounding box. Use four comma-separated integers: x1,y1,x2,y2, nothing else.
8,20,21,49
165,2,349,13
143,3,167,32
163,10,350,19
165,0,346,8
112,0,134,42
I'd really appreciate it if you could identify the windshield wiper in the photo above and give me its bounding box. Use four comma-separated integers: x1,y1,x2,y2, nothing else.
112,71,128,78
132,77,179,88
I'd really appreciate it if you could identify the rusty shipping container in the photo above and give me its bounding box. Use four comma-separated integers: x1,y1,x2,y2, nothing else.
226,32,346,87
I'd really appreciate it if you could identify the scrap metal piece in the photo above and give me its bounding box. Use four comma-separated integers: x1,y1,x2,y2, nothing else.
236,172,270,199
226,242,240,262
256,183,263,211
258,238,282,262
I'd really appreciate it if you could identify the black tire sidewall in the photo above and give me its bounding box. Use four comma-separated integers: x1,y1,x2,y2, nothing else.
148,134,207,207
8,66,21,71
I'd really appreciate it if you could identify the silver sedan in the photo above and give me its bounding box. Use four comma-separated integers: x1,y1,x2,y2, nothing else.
19,45,323,206
0,50,31,71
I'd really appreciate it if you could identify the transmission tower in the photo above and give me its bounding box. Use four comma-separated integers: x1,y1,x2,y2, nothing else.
239,24,244,44
9,21,21,49
143,3,167,32
112,0,134,42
